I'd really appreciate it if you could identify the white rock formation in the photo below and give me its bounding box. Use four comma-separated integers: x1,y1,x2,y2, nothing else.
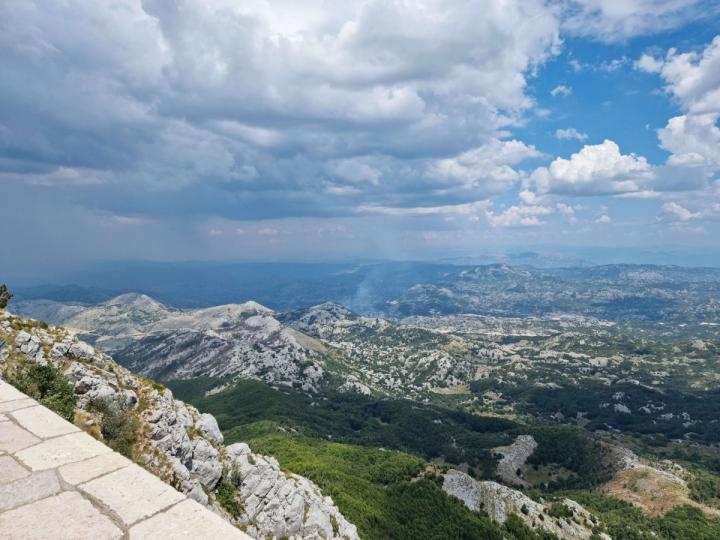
442,469,607,540
493,434,538,487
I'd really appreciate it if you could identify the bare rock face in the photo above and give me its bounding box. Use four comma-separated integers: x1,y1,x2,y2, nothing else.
281,302,390,340
12,295,326,392
337,375,372,396
442,469,607,540
0,312,358,540
14,330,45,365
225,443,358,539
493,434,538,487
197,412,224,445
117,315,325,392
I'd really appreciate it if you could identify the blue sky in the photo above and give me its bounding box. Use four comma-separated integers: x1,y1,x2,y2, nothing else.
1,0,720,274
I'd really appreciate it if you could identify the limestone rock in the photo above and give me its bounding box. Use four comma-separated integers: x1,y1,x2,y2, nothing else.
14,331,45,365
197,413,223,445
442,469,605,540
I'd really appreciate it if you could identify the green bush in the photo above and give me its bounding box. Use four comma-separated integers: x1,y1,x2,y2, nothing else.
7,363,76,421
0,284,12,309
503,514,556,539
547,501,573,519
92,397,139,458
689,470,720,507
216,468,243,518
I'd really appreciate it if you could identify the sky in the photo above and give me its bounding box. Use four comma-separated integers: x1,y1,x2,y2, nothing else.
2,0,720,275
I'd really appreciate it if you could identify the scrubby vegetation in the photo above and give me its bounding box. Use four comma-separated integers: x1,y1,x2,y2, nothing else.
0,284,12,309
689,469,720,508
216,467,243,518
570,492,720,539
526,426,611,489
6,362,76,420
91,397,139,458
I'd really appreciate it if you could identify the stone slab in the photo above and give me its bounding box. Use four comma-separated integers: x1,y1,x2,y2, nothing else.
0,470,61,512
0,455,30,485
0,491,123,540
80,463,185,525
0,420,40,453
0,381,26,403
11,405,80,438
0,398,37,413
59,452,132,485
129,499,251,539
15,431,111,471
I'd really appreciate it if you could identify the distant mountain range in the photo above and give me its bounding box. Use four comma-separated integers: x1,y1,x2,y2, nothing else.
11,261,720,319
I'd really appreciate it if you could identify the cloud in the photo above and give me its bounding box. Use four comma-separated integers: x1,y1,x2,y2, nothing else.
550,85,572,97
558,0,713,42
635,53,664,73
659,113,720,169
637,36,720,115
556,202,578,224
555,128,588,141
614,190,661,199
595,214,611,224
530,139,651,196
325,159,381,186
662,201,700,221
0,0,563,223
638,36,720,172
429,139,542,195
358,200,490,217
486,204,553,227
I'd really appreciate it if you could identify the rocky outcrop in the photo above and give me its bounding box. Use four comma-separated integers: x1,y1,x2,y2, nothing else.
0,312,358,540
337,375,372,396
493,434,537,487
442,469,608,540
224,443,358,540
13,295,326,392
116,315,325,392
280,302,390,340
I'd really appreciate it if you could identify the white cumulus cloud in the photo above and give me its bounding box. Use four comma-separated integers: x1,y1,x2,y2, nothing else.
530,139,651,196
639,36,720,172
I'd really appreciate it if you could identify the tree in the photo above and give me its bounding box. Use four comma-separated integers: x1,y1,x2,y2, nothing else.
0,284,12,309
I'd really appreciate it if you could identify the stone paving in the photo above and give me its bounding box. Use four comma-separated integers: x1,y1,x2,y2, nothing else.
0,379,251,539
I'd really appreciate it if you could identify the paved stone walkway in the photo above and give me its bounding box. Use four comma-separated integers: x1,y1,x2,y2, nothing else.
0,379,251,539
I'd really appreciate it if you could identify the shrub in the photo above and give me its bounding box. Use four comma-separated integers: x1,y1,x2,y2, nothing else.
216,469,243,518
547,501,573,519
7,363,76,421
689,470,720,507
92,397,139,458
0,284,12,309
